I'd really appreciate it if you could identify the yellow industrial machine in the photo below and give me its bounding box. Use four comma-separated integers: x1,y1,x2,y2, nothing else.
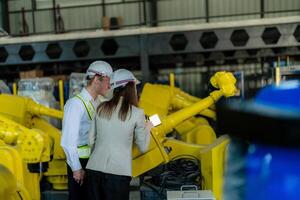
0,71,236,200
135,71,237,200
139,71,225,146
0,94,66,200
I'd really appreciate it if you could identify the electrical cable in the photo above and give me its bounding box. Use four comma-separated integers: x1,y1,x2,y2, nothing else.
141,155,203,200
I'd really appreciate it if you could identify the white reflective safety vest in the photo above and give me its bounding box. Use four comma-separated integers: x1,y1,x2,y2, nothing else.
75,94,95,158
75,94,96,120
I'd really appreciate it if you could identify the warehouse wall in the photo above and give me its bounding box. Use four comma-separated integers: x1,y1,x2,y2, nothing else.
157,0,260,25
209,0,260,22
7,0,300,35
265,0,300,18
157,0,207,26
156,63,271,97
8,0,146,34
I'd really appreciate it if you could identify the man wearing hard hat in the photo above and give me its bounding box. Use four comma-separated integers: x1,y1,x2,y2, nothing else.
61,61,113,200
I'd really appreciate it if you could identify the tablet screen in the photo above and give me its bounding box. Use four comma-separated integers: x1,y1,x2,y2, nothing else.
149,114,161,127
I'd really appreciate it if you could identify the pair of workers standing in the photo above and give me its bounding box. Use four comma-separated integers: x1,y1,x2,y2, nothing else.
61,61,153,200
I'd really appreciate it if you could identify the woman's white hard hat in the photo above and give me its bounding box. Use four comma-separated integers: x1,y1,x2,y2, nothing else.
110,69,140,89
86,61,113,78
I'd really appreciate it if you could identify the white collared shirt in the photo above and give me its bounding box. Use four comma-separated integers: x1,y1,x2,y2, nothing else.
61,88,98,171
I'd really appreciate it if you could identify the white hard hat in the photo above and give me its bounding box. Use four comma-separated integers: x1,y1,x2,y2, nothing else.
110,69,140,89
86,61,113,77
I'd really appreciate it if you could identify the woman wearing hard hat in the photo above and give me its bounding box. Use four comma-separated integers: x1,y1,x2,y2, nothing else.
86,69,153,200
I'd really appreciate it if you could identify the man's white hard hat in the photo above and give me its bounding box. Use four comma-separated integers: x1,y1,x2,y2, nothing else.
110,69,140,89
86,61,113,78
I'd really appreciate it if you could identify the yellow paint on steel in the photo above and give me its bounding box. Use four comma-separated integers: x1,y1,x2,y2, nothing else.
12,83,17,95
0,71,237,200
169,73,175,88
58,80,64,111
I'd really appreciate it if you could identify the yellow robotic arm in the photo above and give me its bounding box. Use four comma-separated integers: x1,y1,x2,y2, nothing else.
0,94,67,199
0,115,51,200
0,94,62,124
0,94,65,160
134,71,237,200
139,71,236,120
134,71,237,174
139,83,216,119
0,114,50,163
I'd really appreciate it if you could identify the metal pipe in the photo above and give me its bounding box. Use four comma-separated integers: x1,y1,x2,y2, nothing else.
205,0,209,23
12,83,17,95
21,7,27,35
52,0,57,33
102,0,106,17
138,0,142,26
260,0,265,18
275,56,281,85
31,0,36,33
58,80,64,111
149,0,158,27
140,35,150,82
169,73,175,88
143,0,147,25
3,0,10,33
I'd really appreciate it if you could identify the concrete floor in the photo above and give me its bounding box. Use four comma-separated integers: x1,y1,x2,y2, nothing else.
42,190,142,200
42,178,142,200
130,177,141,200
130,191,141,200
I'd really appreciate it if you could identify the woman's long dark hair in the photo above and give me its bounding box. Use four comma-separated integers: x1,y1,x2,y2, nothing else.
97,82,138,121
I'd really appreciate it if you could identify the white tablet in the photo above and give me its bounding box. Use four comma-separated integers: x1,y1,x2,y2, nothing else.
149,114,162,127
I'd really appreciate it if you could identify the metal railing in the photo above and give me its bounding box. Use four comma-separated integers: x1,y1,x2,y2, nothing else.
5,0,300,36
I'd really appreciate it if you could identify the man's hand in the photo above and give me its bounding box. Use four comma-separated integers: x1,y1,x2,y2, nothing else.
73,169,85,186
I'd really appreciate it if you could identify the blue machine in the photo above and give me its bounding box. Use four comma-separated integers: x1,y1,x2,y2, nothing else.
246,81,300,199
246,144,300,199
217,81,300,200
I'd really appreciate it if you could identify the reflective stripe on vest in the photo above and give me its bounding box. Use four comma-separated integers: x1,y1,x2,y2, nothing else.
75,94,95,120
77,145,91,159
